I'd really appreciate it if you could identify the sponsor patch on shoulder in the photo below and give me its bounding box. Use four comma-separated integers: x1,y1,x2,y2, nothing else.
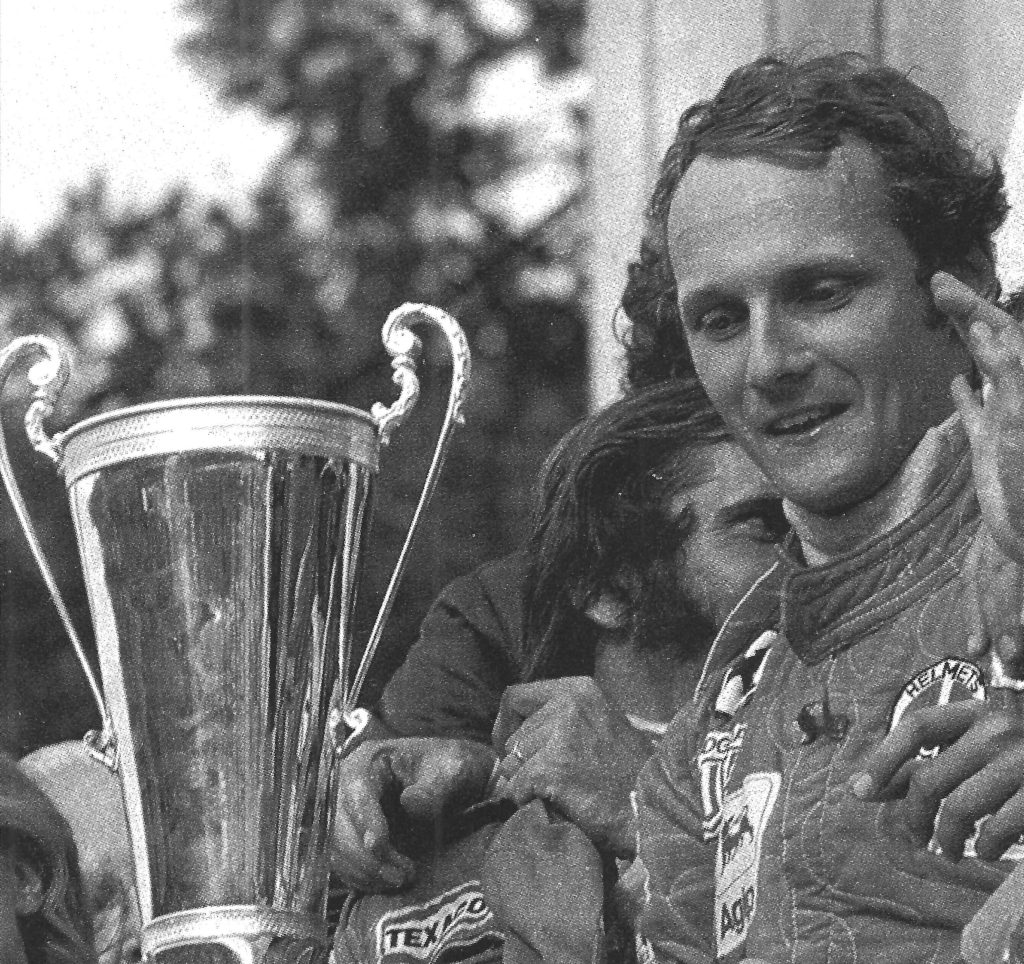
375,882,501,964
714,630,778,719
715,772,779,961
698,723,746,841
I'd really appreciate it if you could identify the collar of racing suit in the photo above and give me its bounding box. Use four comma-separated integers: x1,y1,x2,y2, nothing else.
775,414,979,664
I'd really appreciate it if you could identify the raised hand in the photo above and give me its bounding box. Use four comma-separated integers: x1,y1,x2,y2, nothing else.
491,677,656,858
330,737,495,891
933,272,1024,674
937,272,1024,562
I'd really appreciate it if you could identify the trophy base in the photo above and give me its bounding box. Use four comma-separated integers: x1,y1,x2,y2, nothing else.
141,906,332,964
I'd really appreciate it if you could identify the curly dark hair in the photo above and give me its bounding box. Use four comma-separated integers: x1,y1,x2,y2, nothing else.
523,378,730,677
621,52,1009,389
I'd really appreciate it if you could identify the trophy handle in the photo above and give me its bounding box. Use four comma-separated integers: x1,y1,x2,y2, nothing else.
345,304,470,709
0,336,116,769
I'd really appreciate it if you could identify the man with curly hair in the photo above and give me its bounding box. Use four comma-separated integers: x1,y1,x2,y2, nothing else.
619,52,1024,964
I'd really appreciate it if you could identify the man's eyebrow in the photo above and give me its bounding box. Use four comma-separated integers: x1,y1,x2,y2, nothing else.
777,258,867,288
676,256,868,313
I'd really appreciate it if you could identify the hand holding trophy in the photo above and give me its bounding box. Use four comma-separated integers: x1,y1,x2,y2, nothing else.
0,304,470,963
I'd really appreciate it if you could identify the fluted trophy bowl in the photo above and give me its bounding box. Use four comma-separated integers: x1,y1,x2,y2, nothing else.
0,305,470,963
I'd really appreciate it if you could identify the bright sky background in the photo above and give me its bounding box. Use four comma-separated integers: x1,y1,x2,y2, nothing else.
0,0,291,237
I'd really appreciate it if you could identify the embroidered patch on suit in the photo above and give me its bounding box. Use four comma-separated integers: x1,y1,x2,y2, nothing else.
375,882,500,964
715,772,780,961
698,723,747,841
889,657,985,757
714,630,778,719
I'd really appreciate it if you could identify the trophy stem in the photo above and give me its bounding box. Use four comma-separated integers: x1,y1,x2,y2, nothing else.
0,336,116,767
348,304,471,709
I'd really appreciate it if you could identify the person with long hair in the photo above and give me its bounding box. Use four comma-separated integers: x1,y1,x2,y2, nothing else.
330,377,785,890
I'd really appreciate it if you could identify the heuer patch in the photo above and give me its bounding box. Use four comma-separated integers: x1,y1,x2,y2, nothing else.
698,723,746,841
375,881,501,964
715,772,779,961
889,657,1024,861
890,658,985,758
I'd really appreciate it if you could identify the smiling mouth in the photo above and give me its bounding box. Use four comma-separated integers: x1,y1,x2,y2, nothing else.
764,403,848,437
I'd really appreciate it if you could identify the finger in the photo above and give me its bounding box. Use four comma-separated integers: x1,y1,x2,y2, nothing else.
996,632,1024,683
399,745,494,820
500,757,552,809
850,702,983,799
932,272,1011,338
495,709,560,780
863,757,919,802
931,266,1022,388
905,709,1022,855
332,779,413,888
937,762,1024,860
492,678,591,753
981,556,1024,664
496,733,528,781
331,814,413,891
975,786,1024,860
952,374,983,448
967,321,1023,389
962,538,992,658
893,736,995,848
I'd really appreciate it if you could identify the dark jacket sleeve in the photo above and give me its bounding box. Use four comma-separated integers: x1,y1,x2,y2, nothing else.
376,552,532,742
631,703,717,964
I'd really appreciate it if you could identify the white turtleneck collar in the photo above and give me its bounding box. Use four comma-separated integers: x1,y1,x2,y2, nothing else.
783,413,967,567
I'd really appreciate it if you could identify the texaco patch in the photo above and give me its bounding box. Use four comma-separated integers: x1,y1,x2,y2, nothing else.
375,882,501,964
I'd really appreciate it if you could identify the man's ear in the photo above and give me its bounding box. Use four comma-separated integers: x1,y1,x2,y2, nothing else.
583,593,628,629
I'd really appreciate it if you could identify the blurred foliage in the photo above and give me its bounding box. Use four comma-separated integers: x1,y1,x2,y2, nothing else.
0,0,588,754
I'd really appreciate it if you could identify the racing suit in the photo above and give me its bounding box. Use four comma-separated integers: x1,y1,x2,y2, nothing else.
633,418,1015,964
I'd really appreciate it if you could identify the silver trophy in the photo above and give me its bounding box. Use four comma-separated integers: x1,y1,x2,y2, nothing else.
0,305,470,963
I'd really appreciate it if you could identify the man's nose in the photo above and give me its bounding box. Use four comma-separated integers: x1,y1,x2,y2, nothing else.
744,303,814,397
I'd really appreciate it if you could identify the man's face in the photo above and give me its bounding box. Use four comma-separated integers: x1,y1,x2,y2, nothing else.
667,141,972,514
668,439,784,629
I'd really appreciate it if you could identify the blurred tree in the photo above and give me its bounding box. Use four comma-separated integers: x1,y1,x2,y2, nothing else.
0,0,588,754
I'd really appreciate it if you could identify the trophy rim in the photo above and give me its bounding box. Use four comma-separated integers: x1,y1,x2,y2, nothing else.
61,394,378,440
57,395,382,485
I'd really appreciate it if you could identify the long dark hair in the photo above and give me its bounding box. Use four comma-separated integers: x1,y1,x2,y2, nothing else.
523,378,727,678
0,754,97,964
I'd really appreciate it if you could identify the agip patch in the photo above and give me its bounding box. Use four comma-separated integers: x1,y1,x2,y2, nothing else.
714,772,779,961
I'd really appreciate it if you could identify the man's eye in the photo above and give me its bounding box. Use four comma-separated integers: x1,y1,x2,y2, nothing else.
800,277,855,308
696,304,746,340
734,506,788,543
